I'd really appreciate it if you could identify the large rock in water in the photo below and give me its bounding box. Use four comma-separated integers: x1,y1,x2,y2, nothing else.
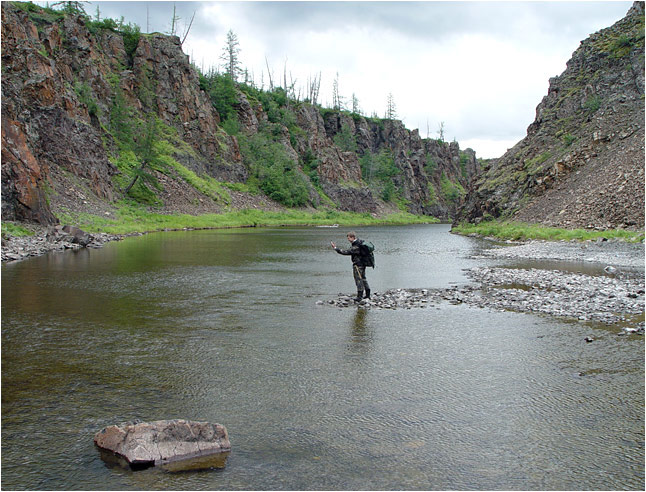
94,420,231,470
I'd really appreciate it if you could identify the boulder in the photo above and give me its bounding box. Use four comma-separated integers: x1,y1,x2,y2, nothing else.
61,225,92,246
46,224,92,246
94,419,231,470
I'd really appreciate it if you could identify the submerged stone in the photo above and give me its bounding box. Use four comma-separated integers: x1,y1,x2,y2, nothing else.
94,419,231,471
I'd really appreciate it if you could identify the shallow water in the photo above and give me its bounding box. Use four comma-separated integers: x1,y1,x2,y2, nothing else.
2,224,644,490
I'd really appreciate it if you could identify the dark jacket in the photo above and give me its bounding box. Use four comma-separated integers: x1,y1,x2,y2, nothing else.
335,239,364,266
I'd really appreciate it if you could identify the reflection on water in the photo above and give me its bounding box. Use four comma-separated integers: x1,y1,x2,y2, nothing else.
1,225,644,490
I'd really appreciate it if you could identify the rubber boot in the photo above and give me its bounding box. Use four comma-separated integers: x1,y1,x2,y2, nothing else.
364,288,371,299
354,291,364,302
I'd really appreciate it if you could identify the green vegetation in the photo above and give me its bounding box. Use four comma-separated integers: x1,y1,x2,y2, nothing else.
359,148,402,201
560,133,577,147
333,123,358,152
424,154,437,175
440,172,465,203
458,151,470,178
609,33,640,58
56,205,436,235
524,151,552,174
199,71,316,208
110,114,174,204
425,182,438,207
168,159,231,204
452,220,645,242
583,95,602,114
302,149,320,187
199,71,239,121
11,0,65,23
1,222,35,238
238,130,310,207
74,81,101,117
592,11,645,59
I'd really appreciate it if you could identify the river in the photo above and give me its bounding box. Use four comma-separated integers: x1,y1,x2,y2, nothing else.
1,224,644,490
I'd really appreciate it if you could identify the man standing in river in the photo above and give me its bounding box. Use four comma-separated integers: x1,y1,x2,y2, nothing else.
331,231,371,302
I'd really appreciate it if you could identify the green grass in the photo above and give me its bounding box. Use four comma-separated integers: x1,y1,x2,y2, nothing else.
168,160,232,205
55,205,438,235
452,220,645,242
1,222,35,238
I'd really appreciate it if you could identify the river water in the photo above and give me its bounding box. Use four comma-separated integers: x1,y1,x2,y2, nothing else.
1,224,644,490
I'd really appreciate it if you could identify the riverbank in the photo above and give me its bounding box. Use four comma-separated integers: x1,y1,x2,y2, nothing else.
0,223,124,262
324,238,645,335
0,209,434,262
452,220,645,242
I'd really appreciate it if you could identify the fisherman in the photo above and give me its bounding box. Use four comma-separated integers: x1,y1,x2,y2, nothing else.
331,231,371,302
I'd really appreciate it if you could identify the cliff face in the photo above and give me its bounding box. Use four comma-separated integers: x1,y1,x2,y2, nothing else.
1,8,117,224
1,2,476,226
458,2,645,230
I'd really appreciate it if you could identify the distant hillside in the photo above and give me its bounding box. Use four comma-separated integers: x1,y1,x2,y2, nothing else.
1,1,478,227
457,2,645,231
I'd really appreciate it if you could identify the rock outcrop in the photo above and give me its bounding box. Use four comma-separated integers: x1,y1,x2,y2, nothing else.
94,419,231,470
457,2,645,230
1,7,118,224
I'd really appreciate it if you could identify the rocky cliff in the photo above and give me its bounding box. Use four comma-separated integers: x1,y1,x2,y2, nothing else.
457,2,645,231
1,2,477,227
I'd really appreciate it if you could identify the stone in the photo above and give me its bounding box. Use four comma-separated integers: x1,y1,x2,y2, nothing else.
61,225,92,246
94,419,231,470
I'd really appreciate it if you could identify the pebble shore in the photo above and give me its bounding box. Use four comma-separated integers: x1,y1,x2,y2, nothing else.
1,226,123,262
321,239,645,335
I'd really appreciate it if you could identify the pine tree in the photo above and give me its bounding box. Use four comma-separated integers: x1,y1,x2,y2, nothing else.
332,72,341,110
123,115,167,196
170,3,180,36
437,122,445,142
52,1,88,16
221,30,242,82
351,93,360,115
385,92,397,120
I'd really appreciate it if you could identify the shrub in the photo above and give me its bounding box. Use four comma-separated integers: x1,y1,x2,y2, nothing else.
359,148,402,202
74,82,101,117
440,172,465,203
221,117,240,136
459,152,470,178
524,151,551,173
426,183,438,206
333,123,358,152
199,71,238,121
584,95,602,114
424,154,437,175
302,149,320,187
239,132,310,207
120,23,141,59
561,133,577,147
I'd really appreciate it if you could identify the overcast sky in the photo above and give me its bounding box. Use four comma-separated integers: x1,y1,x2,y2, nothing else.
76,1,631,158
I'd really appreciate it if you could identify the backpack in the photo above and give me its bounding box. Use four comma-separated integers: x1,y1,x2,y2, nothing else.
358,239,375,268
